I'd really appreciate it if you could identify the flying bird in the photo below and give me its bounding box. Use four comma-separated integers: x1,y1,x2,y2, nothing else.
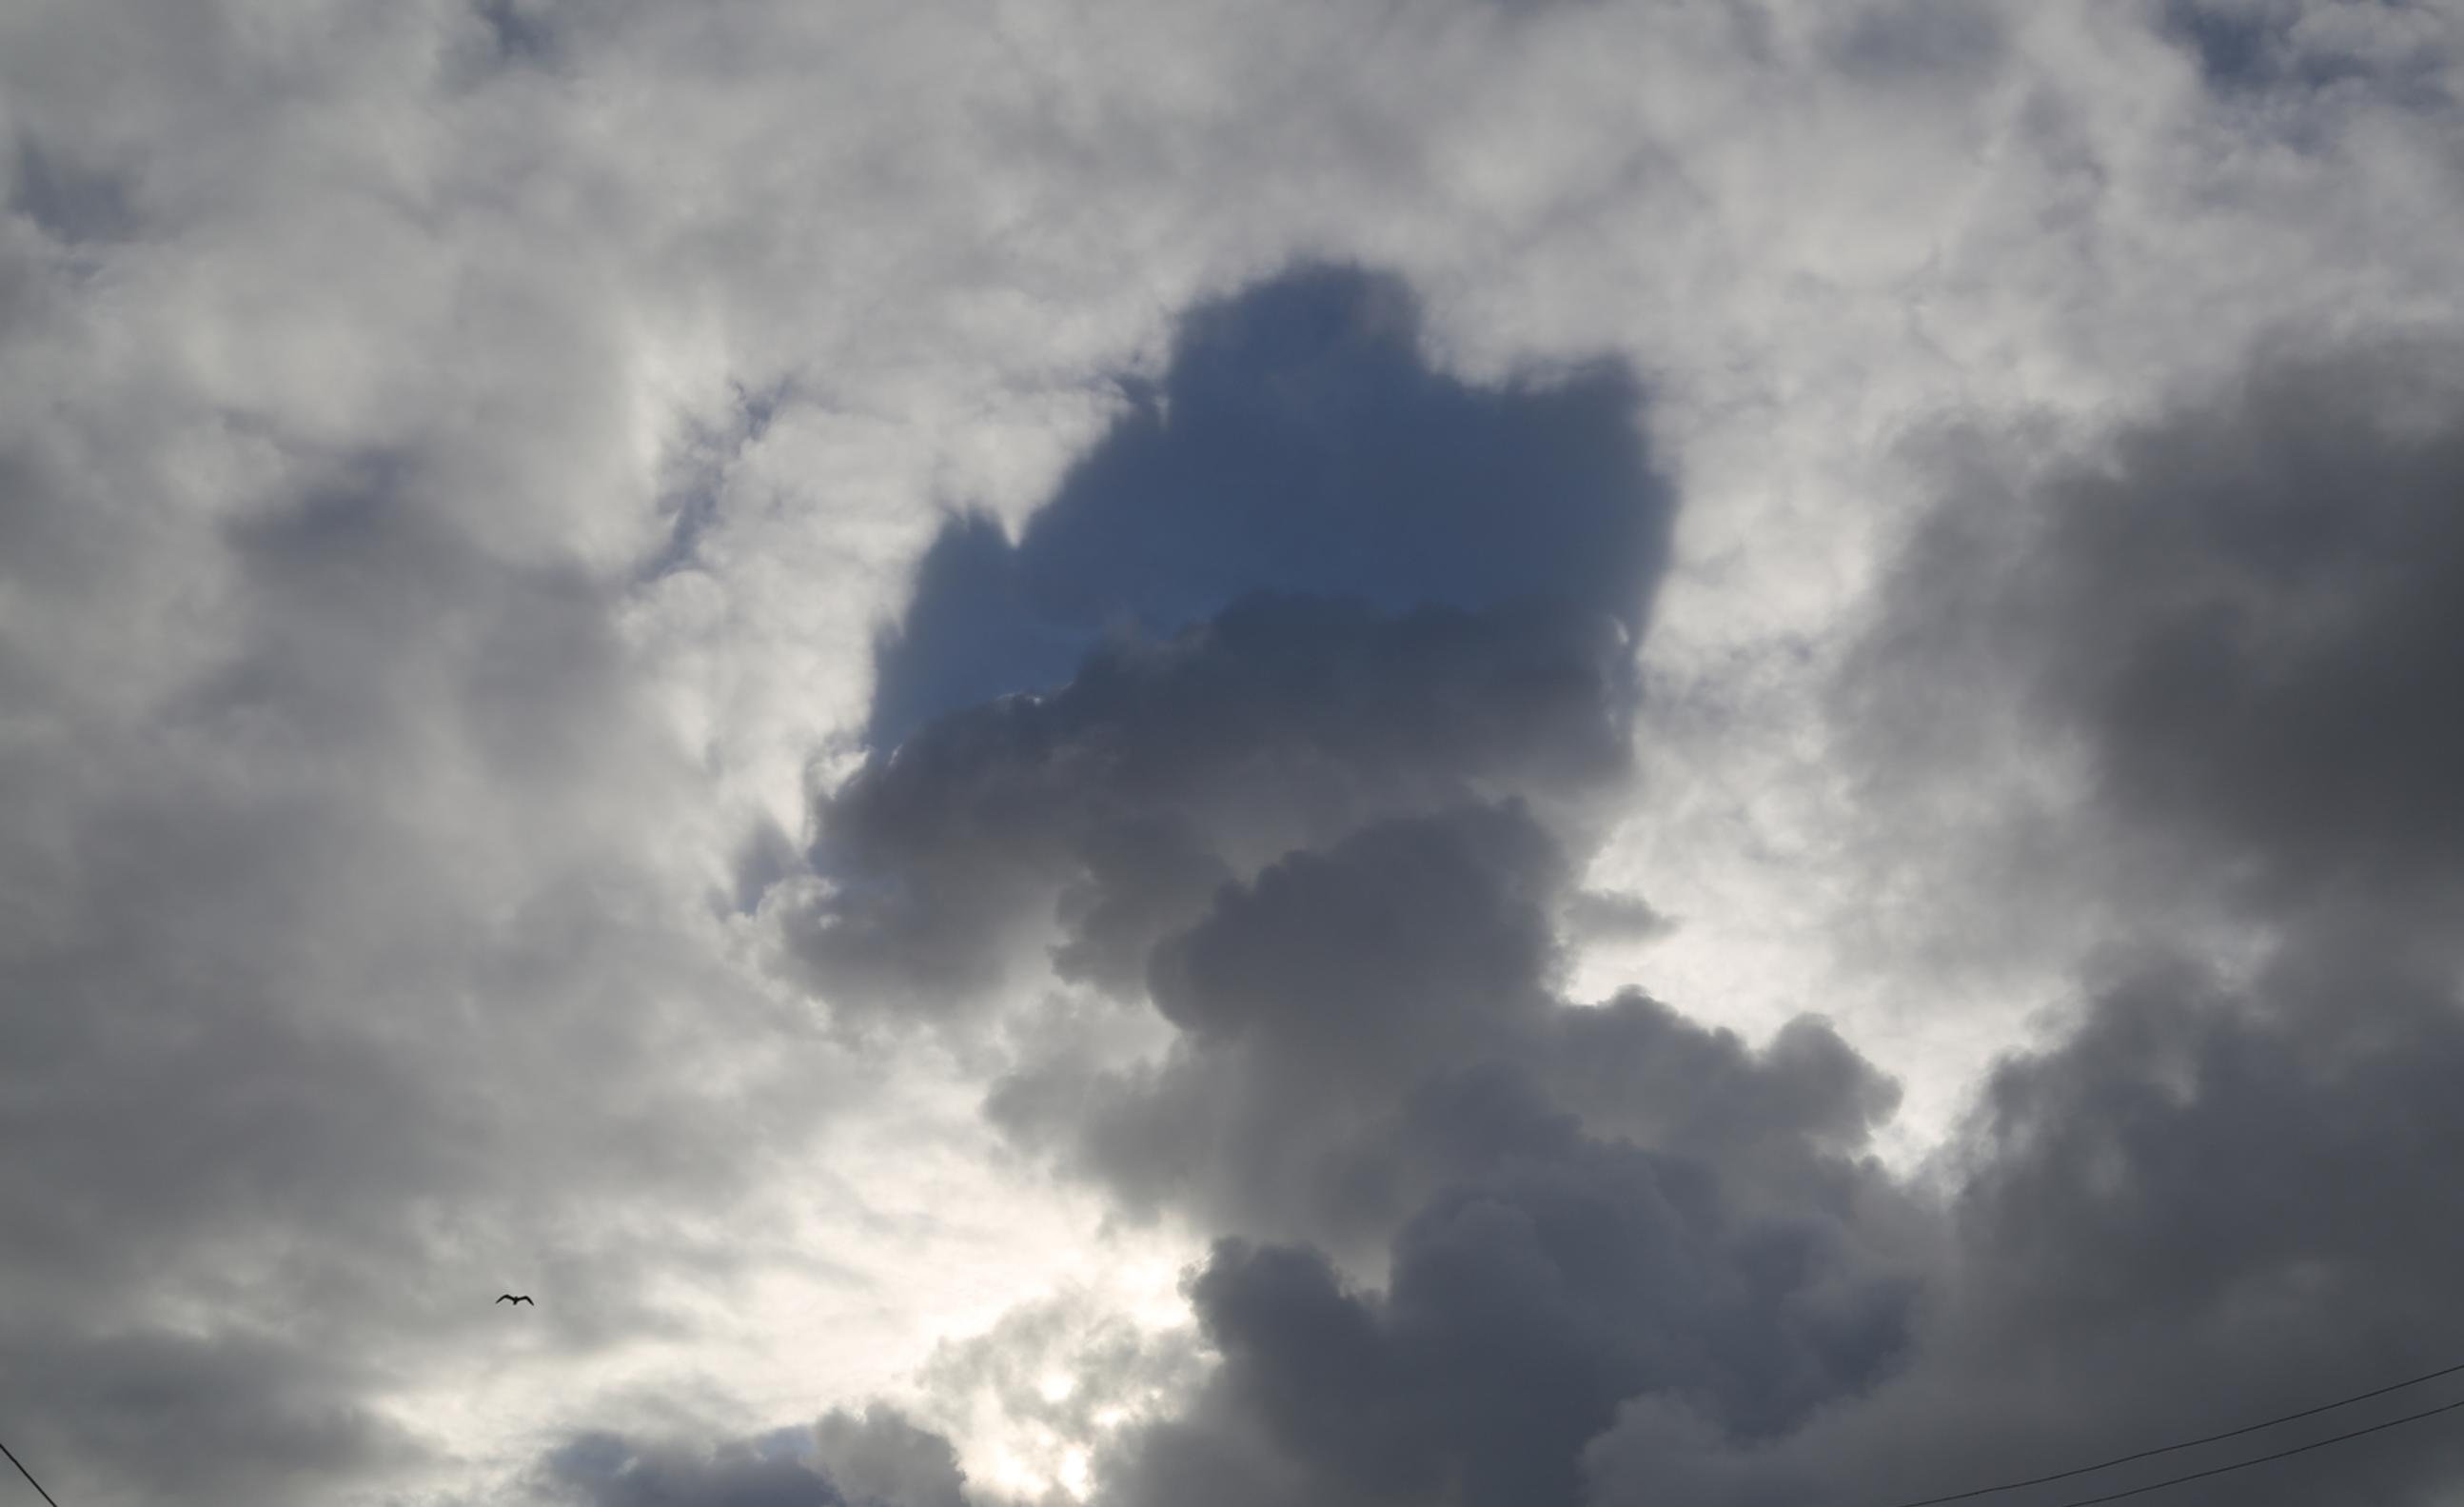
496,1294,535,1305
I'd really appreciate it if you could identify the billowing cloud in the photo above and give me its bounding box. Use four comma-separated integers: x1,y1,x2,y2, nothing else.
1842,339,2464,945
8,1,2464,1505
786,263,1671,1020
1581,930,2464,1507
784,248,1923,1504
995,802,1919,1507
789,594,1642,1015
995,804,1904,1255
902,328,2464,1507
1630,336,2464,1507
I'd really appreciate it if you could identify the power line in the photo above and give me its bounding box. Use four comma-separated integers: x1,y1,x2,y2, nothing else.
2041,1391,2464,1507
1873,1358,2464,1507
0,1436,62,1507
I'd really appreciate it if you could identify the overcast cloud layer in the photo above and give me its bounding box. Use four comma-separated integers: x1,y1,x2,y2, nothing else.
6,3,2464,1506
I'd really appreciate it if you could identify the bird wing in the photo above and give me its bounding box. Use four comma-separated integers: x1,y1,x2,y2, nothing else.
496,1294,514,1302
518,1295,535,1303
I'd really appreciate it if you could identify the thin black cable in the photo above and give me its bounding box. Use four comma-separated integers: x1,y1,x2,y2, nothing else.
1872,1358,2464,1507
0,1436,62,1507
2041,1391,2464,1507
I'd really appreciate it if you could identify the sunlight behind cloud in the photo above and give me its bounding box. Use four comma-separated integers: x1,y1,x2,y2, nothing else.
7,1,2464,1503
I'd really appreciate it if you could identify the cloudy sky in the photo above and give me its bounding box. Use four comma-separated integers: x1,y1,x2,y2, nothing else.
7,2,2464,1504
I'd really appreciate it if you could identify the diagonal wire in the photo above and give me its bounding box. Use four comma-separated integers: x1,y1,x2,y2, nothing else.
2040,1391,2464,1507
0,1436,62,1507
1871,1358,2464,1507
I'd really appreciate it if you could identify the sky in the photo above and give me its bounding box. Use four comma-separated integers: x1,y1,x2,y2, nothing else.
5,1,2464,1505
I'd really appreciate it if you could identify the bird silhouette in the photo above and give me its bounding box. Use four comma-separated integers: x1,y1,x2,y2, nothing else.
496,1294,535,1305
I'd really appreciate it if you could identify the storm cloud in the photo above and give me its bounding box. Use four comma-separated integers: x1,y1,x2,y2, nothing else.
779,253,1927,1506
787,264,1672,1019
791,594,1642,1015
1579,930,2464,1507
1844,339,2464,931
1646,336,2464,1507
10,2,2464,1504
984,795,1922,1507
837,327,2464,1507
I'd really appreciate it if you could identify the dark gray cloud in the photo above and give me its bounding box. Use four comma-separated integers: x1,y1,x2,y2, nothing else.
785,259,1943,1507
1650,335,2464,1507
794,576,1643,1018
791,260,1673,1021
995,803,1906,1255
1582,931,2464,1507
1001,331,2464,1507
1035,922,2464,1507
536,1409,973,1507
1956,934,2464,1344
1845,339,2464,930
993,803,1920,1507
992,803,1575,1245
1135,1144,1910,1507
1144,803,1567,1065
